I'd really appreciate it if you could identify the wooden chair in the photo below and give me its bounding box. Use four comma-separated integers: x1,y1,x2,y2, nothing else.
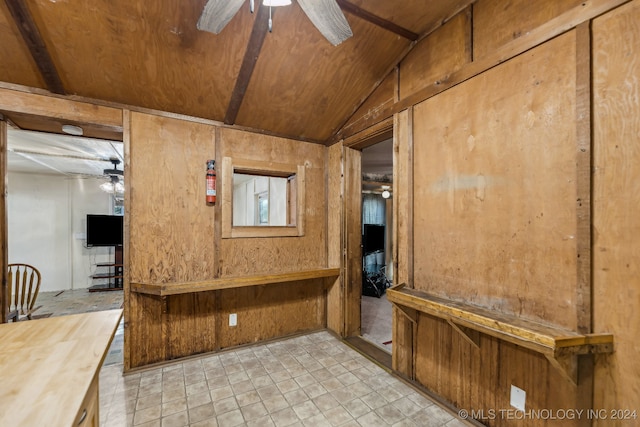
7,264,41,322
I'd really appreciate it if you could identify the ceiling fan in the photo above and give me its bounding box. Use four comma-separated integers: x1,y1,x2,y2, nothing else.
100,158,125,194
197,0,353,46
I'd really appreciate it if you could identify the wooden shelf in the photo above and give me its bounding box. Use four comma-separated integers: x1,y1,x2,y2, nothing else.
131,268,341,297
91,272,123,279
387,283,614,385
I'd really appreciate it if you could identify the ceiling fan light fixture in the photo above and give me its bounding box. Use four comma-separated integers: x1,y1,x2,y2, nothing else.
100,181,115,193
100,175,124,194
61,124,84,136
263,0,291,6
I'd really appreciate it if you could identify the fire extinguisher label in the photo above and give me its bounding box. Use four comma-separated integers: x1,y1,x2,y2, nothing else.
206,188,216,196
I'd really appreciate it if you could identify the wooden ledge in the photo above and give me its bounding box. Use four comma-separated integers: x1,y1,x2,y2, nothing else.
131,268,341,296
387,283,614,385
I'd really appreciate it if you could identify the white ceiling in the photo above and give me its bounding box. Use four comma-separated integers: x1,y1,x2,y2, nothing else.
7,128,124,179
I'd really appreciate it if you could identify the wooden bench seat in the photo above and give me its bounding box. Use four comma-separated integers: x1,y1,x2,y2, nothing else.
386,283,614,385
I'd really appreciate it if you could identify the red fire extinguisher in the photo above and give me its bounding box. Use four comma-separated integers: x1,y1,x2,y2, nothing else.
206,160,216,205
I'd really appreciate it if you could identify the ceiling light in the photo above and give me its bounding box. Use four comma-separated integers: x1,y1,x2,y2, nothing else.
263,0,291,6
61,124,84,136
100,181,115,193
262,0,291,32
100,176,124,194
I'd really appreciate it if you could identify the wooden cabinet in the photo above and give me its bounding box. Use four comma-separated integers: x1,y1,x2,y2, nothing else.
74,376,98,427
0,310,122,426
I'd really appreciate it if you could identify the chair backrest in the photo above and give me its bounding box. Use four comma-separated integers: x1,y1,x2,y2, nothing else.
7,264,41,320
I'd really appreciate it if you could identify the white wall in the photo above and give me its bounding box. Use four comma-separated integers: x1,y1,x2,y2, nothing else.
8,172,112,292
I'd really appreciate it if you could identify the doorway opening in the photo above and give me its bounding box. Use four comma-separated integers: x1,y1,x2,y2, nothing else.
5,121,124,317
360,138,394,354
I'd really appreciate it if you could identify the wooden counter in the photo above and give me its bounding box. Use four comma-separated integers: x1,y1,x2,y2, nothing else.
0,309,123,426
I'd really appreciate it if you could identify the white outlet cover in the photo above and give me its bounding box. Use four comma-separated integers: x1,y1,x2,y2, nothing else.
229,313,237,327
510,385,526,411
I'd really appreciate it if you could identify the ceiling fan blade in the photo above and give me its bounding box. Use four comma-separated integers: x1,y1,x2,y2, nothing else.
297,0,353,46
197,0,246,34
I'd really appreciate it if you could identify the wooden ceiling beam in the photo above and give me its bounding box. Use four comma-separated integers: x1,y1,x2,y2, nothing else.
224,4,272,125
336,0,419,41
4,0,66,95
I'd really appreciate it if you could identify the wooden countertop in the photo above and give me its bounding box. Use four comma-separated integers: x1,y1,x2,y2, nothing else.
0,309,123,426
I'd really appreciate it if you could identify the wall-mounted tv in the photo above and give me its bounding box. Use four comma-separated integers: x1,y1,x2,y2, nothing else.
86,214,123,247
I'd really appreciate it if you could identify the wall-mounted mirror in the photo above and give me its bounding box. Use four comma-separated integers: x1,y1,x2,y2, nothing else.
232,174,295,227
222,157,305,238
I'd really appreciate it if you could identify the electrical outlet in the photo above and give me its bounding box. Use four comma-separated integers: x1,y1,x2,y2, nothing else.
229,313,237,327
510,385,526,411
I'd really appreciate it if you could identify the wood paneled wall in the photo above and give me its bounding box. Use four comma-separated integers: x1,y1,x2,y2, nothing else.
0,87,334,370
336,0,639,424
217,128,327,275
127,112,218,367
326,143,344,334
413,31,580,331
126,114,331,369
0,119,6,324
592,1,640,423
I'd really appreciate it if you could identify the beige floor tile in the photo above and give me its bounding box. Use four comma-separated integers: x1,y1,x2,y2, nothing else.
41,291,464,427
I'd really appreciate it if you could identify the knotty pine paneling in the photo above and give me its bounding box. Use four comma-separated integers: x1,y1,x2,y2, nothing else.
412,31,579,331
592,0,640,422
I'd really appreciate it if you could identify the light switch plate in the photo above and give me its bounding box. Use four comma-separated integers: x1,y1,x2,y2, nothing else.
229,313,237,327
510,385,526,411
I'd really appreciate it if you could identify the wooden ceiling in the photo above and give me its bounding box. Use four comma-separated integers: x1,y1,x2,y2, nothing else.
0,0,471,143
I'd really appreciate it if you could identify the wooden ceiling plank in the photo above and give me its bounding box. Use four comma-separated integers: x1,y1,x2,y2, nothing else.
3,0,65,95
337,0,419,41
224,4,272,125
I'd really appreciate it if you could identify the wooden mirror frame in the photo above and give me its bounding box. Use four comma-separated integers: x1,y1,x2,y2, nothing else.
221,156,305,239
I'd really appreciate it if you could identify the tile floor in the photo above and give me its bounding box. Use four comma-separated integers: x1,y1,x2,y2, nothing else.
361,293,393,353
100,331,467,427
36,289,469,427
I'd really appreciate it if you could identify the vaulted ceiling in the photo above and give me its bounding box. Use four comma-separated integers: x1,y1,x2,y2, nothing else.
1,0,471,144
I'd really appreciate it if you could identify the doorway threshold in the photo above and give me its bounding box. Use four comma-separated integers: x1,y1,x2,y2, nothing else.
344,336,392,370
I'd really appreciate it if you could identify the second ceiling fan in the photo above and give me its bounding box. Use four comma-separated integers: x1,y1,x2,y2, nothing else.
197,0,353,46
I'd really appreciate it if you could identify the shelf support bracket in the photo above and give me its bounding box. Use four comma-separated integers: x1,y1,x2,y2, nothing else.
546,354,578,386
447,319,480,349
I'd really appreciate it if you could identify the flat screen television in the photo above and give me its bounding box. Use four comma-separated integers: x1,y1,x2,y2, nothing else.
363,224,385,254
86,214,123,247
